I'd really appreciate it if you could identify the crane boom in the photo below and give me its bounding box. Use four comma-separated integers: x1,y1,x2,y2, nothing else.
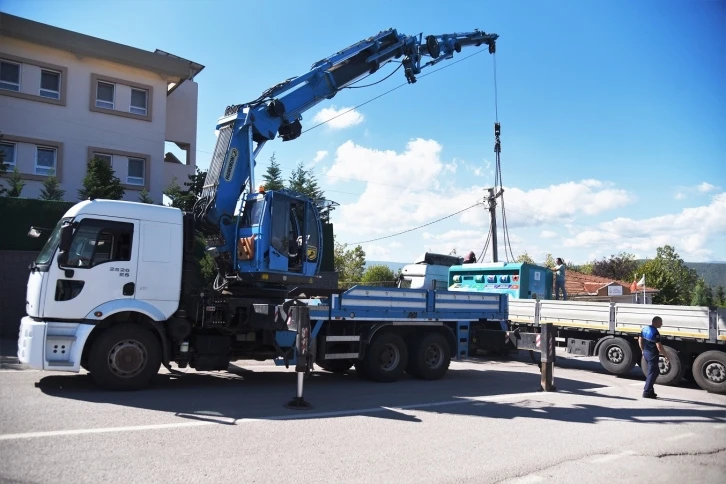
194,27,498,289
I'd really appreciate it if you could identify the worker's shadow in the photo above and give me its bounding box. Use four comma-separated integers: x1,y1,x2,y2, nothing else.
33,365,726,425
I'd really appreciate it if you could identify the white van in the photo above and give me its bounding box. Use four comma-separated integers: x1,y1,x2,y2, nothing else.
396,252,463,290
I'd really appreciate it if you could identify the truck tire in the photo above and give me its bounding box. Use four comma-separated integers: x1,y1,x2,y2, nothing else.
318,360,354,373
406,332,451,380
598,337,636,375
88,323,162,391
362,331,408,383
640,345,685,386
691,350,726,394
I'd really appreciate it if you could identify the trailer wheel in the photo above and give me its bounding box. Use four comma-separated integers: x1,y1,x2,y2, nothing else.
406,332,451,380
640,345,685,386
363,331,408,383
598,337,636,375
691,351,726,394
88,323,161,391
318,360,354,374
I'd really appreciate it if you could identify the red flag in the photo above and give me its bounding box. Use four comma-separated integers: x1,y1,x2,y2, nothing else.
630,278,637,292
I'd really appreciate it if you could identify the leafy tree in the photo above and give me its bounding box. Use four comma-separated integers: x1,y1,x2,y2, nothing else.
261,152,285,191
637,245,699,305
164,167,207,211
361,264,396,285
542,253,555,267
592,252,639,281
577,262,594,275
78,156,125,200
334,238,366,287
138,189,154,204
39,170,65,201
690,277,714,308
7,167,25,197
516,252,535,264
715,286,726,307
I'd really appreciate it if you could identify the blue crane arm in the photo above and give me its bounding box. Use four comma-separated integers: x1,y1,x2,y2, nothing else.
196,28,498,252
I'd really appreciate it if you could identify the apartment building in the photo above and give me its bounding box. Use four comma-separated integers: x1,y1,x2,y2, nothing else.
0,13,204,203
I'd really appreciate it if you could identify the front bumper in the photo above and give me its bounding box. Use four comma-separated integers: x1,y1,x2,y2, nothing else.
17,317,94,372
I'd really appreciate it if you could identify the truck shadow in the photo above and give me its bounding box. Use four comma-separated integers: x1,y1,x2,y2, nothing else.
470,351,704,390
34,366,726,425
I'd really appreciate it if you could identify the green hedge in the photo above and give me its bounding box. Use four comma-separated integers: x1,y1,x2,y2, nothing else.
0,197,74,251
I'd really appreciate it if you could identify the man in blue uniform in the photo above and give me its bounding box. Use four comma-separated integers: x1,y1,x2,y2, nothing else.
639,316,665,399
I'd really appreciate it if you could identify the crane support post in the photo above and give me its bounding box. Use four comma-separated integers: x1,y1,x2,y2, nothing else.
285,305,313,410
540,323,556,392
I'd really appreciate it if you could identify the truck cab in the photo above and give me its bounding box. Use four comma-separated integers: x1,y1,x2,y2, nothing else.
396,252,463,290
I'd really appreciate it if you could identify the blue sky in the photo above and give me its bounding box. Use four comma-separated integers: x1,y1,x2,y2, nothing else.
4,0,724,264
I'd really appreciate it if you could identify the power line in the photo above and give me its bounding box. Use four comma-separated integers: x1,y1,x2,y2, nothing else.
347,202,483,245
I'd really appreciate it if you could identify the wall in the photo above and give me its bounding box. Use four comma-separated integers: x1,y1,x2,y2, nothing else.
0,250,36,338
164,79,199,189
0,36,185,204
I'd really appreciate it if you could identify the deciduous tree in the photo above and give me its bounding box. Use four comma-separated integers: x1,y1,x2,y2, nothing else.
334,238,366,287
361,264,396,285
592,252,639,281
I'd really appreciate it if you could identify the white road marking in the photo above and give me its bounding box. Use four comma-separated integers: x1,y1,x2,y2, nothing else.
590,450,636,463
666,432,695,442
0,390,552,441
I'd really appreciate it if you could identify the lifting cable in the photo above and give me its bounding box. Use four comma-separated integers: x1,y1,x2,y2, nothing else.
479,52,515,263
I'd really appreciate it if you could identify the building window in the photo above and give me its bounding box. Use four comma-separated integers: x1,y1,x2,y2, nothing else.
92,152,112,165
130,88,148,116
127,157,144,186
40,69,61,99
35,146,57,176
0,60,21,92
0,142,16,168
96,81,114,109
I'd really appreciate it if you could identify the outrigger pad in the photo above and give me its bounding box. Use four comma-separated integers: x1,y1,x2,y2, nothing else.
284,397,313,410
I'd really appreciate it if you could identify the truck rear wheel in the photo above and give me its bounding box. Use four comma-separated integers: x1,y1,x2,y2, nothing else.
363,331,408,383
406,332,451,380
640,345,685,386
598,337,636,375
88,323,161,391
691,350,726,394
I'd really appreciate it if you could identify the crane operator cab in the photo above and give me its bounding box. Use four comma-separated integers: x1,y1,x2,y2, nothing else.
235,187,322,281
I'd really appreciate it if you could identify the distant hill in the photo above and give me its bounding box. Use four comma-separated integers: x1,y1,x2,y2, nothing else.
685,262,726,289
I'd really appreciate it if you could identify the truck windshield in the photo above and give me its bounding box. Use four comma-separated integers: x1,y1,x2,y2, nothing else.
35,218,70,265
240,199,264,228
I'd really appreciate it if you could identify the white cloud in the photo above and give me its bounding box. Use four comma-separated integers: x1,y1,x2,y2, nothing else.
311,150,328,167
563,193,726,261
698,182,717,193
540,230,557,239
311,105,364,130
675,192,686,200
389,241,403,248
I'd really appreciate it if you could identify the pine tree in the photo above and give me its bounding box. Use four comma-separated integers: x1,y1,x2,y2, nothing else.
288,161,307,195
39,171,66,201
261,152,285,191
78,156,125,200
138,189,154,204
7,167,25,197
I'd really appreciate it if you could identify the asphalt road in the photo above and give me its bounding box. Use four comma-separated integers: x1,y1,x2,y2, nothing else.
1,343,725,484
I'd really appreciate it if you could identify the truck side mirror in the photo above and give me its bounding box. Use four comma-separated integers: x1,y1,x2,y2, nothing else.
57,224,73,266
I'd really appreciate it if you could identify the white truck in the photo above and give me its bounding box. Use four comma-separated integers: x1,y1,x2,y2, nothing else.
396,252,463,290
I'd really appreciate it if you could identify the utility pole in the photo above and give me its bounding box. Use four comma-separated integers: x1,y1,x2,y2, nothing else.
486,187,503,263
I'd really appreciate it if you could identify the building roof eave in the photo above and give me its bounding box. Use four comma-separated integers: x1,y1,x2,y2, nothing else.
0,13,205,84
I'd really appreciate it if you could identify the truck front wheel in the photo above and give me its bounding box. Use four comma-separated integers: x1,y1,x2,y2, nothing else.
691,350,726,394
88,323,162,391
